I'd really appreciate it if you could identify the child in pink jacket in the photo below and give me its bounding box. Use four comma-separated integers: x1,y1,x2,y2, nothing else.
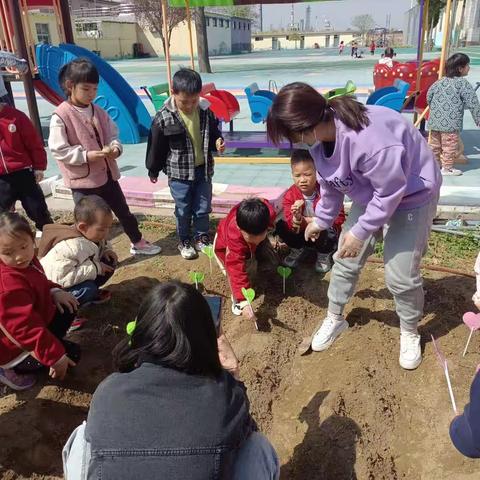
48,59,160,256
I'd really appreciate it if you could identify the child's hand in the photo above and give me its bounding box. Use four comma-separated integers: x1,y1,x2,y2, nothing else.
103,146,120,161
34,170,44,183
304,221,323,242
87,150,106,162
291,200,304,220
103,250,118,265
49,354,76,380
217,334,240,379
216,138,226,154
100,262,115,275
52,290,79,314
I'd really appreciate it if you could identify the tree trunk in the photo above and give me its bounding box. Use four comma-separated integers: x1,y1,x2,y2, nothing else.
195,7,211,73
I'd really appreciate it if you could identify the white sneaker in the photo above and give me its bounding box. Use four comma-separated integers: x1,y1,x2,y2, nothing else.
315,252,333,274
283,247,306,268
399,331,422,370
441,167,462,176
311,313,349,351
130,239,162,255
178,239,198,260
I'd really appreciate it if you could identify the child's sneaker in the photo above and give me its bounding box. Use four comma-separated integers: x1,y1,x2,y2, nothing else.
315,252,333,274
311,313,349,351
178,239,198,259
283,248,306,268
130,239,162,255
441,167,463,176
0,367,36,391
67,317,88,333
83,290,112,307
399,331,422,370
194,234,211,252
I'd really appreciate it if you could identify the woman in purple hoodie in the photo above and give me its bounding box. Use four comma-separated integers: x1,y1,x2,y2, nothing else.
267,83,441,370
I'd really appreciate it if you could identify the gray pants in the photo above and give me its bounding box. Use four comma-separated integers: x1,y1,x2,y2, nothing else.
328,197,438,332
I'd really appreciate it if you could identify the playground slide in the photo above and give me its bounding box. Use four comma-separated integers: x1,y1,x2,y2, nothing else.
33,78,64,106
35,43,151,144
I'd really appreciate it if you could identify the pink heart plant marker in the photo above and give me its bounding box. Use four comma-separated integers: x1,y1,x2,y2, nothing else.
462,312,480,357
431,334,458,415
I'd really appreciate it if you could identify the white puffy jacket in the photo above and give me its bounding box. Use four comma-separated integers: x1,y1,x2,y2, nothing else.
40,237,111,289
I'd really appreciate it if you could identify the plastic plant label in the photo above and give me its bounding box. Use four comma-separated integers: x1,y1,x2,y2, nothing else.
463,312,480,331
190,271,205,284
126,319,137,336
277,266,292,279
202,246,214,259
241,287,255,304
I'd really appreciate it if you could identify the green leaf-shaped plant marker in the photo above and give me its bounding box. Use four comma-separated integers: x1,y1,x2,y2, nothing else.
241,287,258,330
277,266,292,295
190,271,205,290
202,245,214,273
126,318,137,345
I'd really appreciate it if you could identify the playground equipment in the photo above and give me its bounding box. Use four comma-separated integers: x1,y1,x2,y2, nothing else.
366,79,410,112
200,83,240,132
0,0,151,143
324,80,356,100
244,83,277,124
373,59,440,93
142,82,240,132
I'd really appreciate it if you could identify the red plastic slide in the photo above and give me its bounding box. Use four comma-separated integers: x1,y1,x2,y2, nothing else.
33,78,64,106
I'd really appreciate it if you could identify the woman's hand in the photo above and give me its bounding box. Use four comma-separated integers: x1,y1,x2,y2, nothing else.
304,221,323,242
52,290,79,314
49,354,76,380
337,231,364,259
218,334,240,379
216,138,226,154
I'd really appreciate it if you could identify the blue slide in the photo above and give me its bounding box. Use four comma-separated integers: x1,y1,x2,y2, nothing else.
36,43,152,144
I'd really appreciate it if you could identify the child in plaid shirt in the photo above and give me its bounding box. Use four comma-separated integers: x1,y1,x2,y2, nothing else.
146,69,225,259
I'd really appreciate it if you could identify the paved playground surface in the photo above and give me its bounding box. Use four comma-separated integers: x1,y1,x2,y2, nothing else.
10,47,480,210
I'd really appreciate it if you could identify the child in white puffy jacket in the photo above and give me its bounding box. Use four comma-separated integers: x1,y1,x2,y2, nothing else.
474,252,480,311
38,195,117,306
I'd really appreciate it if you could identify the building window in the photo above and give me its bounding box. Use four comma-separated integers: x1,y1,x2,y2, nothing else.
233,21,236,29
213,18,217,27
226,20,229,28
247,23,250,30
206,17,210,26
36,23,51,44
243,23,246,30
219,19,224,27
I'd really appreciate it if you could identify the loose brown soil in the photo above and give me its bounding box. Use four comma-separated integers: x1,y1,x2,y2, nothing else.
1,219,479,479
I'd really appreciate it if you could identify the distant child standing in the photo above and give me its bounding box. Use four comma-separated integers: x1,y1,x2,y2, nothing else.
338,41,345,55
370,40,376,55
0,213,79,391
428,53,480,176
0,102,52,231
146,68,225,260
275,149,345,274
48,59,161,256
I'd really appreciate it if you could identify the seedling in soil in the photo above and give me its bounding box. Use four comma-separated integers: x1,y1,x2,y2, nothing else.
462,312,480,357
202,245,214,273
190,271,205,290
431,334,458,414
277,266,292,295
241,287,258,330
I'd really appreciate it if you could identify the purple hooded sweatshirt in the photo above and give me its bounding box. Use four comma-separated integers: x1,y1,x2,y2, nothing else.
310,105,442,241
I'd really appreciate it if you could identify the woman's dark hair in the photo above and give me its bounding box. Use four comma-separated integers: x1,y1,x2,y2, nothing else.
74,195,112,225
172,68,202,94
113,281,222,376
446,53,470,78
59,58,100,96
236,198,271,235
0,212,34,240
267,82,370,145
291,149,314,167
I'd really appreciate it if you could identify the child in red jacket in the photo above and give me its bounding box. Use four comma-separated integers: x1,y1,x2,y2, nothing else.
275,149,345,274
214,198,276,320
0,213,80,391
0,104,53,230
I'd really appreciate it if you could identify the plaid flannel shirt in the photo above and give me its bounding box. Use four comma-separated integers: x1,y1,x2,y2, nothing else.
145,96,222,181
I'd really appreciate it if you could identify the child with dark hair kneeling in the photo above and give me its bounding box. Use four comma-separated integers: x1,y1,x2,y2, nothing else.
214,197,276,320
276,149,345,274
38,195,117,309
0,213,80,391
